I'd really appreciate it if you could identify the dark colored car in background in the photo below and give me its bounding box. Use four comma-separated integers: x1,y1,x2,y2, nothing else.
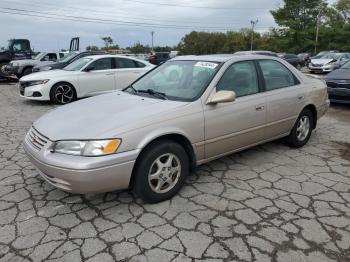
32,50,107,72
278,53,304,69
325,61,350,104
298,53,312,65
148,52,170,65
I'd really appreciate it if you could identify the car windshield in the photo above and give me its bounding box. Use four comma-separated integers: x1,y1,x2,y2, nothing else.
320,53,339,60
126,60,220,101
341,61,350,69
33,52,45,60
58,52,78,62
63,58,92,71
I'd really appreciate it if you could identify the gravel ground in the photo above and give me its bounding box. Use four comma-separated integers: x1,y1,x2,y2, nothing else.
0,82,350,262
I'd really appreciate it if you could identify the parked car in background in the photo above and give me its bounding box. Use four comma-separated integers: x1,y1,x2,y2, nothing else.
19,55,154,104
32,50,107,72
234,50,278,57
325,60,350,104
309,53,350,73
298,53,312,65
311,50,339,59
23,54,329,203
4,52,65,78
149,52,170,65
278,53,304,69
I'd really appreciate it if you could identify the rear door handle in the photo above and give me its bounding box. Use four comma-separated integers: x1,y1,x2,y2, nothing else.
255,105,265,111
105,72,114,75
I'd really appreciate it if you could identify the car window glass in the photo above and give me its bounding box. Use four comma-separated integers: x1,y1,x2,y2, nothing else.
12,42,25,51
217,61,259,97
115,58,138,68
59,53,65,58
259,60,297,91
131,60,219,101
89,58,112,70
48,53,57,61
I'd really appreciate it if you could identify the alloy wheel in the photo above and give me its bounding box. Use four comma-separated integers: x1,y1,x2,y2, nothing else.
54,84,74,104
296,116,310,141
148,153,181,194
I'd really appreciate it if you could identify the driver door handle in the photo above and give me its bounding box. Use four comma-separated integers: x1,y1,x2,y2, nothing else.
105,72,115,76
255,105,265,111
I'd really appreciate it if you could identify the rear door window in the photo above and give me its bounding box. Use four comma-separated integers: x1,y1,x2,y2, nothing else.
258,60,299,91
115,57,141,68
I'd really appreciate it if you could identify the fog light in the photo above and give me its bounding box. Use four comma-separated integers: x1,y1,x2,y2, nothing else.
32,92,42,97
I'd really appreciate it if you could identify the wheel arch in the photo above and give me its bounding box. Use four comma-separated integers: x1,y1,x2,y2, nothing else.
303,104,318,129
129,132,197,188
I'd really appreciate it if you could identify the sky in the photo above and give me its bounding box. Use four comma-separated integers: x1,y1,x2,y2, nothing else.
0,0,337,51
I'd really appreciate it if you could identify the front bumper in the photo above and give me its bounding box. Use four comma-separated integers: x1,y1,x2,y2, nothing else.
18,82,51,101
308,65,335,73
328,87,350,104
23,128,139,193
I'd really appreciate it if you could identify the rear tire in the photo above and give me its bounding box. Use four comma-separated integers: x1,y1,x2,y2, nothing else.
286,109,313,148
132,140,189,203
50,82,76,104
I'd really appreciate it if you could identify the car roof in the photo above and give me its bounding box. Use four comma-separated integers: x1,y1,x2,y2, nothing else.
84,54,144,59
171,54,278,63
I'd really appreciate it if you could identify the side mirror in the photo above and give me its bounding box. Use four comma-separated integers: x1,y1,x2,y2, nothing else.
206,90,236,105
84,65,95,72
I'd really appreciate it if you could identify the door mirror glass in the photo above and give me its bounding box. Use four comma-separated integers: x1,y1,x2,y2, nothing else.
207,90,236,105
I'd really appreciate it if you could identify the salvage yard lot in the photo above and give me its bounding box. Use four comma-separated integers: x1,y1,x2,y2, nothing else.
0,82,350,262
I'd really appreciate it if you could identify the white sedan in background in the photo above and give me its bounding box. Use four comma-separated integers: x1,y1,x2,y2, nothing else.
19,55,154,104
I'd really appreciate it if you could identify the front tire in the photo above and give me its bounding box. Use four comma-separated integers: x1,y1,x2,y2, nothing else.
50,82,76,104
133,140,189,203
286,109,313,148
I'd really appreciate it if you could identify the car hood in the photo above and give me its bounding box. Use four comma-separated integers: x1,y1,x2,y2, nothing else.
11,59,36,65
20,69,79,81
311,58,334,65
33,91,188,141
325,68,350,80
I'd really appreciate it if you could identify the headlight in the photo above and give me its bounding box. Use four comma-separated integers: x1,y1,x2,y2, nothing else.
53,139,122,156
11,62,19,67
24,79,50,87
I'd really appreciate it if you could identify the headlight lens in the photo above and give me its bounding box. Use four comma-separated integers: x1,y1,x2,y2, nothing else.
53,139,121,156
25,79,50,87
11,62,19,67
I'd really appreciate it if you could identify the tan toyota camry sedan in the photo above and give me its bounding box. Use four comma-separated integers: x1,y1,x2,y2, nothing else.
24,55,329,203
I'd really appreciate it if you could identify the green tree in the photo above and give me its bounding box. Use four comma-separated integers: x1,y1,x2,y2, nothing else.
128,42,150,53
101,36,114,49
335,0,350,21
271,0,328,53
86,45,99,51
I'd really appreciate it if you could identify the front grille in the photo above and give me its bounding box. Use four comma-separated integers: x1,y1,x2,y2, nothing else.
19,81,30,96
326,80,350,89
27,127,48,151
311,63,323,67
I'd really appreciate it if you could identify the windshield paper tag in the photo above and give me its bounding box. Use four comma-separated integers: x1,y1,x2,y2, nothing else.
195,62,218,69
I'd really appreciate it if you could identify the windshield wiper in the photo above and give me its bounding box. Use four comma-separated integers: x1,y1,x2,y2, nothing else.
124,85,138,94
138,89,168,100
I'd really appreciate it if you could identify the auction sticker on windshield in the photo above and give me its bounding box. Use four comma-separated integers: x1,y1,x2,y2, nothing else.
194,62,218,69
